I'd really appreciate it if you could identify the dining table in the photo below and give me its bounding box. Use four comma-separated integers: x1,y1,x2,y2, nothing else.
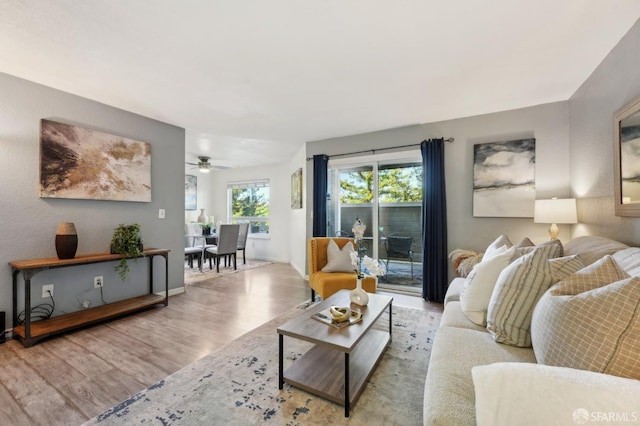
186,233,218,272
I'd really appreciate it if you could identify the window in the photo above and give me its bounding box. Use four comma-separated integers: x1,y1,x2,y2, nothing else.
227,179,270,236
327,153,423,293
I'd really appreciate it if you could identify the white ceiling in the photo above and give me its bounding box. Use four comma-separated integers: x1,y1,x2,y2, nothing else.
2,1,640,169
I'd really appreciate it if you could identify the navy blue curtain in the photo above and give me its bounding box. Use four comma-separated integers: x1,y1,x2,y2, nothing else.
421,139,448,303
312,154,329,237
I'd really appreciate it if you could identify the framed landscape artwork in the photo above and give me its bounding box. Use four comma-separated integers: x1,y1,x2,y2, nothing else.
185,175,197,210
291,168,302,209
39,119,151,202
473,138,536,217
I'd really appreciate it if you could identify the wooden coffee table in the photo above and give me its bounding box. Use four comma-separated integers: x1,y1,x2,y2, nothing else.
277,290,393,417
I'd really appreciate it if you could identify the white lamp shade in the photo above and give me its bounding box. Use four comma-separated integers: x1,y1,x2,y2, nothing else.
534,198,577,224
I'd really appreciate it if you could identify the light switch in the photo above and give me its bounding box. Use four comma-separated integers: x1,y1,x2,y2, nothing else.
159,209,166,219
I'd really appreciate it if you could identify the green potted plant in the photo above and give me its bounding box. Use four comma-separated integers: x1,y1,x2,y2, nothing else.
110,223,144,281
201,222,213,235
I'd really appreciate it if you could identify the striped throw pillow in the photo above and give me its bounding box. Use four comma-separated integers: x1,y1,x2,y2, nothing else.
531,256,640,380
515,239,563,259
548,254,584,282
486,246,555,347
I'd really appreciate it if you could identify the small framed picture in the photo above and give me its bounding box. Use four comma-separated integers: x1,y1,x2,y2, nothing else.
291,168,302,209
185,175,197,210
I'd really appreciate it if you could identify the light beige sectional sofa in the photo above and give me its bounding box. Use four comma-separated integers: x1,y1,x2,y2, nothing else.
423,235,640,426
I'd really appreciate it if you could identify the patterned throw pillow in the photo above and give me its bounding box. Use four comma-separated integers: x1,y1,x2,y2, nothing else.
486,246,555,347
321,239,355,272
531,256,640,380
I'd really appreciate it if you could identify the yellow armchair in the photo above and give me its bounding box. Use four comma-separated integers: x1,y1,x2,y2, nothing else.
307,237,376,300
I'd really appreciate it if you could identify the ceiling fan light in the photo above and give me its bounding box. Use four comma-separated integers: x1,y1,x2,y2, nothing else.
199,163,210,173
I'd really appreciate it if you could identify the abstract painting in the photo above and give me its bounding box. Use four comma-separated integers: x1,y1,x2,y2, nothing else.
291,168,302,209
40,119,151,202
185,175,197,210
473,138,536,217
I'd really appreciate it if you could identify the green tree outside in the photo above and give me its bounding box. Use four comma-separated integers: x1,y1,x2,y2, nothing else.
340,165,422,204
232,187,269,217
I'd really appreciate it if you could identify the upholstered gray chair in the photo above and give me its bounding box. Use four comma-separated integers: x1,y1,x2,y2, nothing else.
236,222,250,264
184,223,203,268
206,224,240,272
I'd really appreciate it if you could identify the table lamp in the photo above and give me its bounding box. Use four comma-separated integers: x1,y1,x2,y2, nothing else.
534,198,577,240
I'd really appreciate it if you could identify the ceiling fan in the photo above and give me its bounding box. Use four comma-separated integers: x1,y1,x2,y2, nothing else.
186,156,227,173
186,156,212,173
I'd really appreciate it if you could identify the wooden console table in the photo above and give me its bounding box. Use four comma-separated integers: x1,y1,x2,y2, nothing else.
10,248,170,347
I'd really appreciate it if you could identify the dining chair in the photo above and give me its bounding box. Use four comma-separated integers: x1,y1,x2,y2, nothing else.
184,223,203,269
236,222,250,264
206,224,240,272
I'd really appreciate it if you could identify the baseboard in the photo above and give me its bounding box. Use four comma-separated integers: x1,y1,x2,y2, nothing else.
158,286,185,298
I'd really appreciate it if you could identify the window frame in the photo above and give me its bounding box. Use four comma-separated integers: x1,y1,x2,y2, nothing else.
227,179,270,238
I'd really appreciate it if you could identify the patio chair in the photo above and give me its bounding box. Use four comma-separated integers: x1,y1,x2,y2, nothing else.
384,232,414,278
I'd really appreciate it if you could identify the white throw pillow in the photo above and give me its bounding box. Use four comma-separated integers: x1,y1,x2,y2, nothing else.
472,363,640,426
321,239,355,272
460,245,516,326
483,234,513,259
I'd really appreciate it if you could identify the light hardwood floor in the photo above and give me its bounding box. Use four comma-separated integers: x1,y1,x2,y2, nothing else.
0,262,442,425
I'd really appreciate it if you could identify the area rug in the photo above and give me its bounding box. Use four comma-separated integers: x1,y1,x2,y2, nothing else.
184,258,273,285
83,301,442,425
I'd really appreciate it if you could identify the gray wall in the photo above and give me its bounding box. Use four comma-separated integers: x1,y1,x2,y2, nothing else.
0,73,185,327
306,100,572,256
569,18,640,244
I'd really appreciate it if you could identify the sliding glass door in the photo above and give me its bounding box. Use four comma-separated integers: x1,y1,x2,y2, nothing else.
327,152,423,293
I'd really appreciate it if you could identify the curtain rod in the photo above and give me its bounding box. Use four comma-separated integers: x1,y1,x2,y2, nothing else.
305,138,454,161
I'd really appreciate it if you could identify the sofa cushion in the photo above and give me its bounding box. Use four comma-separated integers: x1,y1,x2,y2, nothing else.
321,239,355,272
440,301,487,332
531,255,640,380
563,235,629,265
486,246,555,347
444,277,465,304
472,363,640,426
424,326,536,426
460,246,516,325
612,247,640,276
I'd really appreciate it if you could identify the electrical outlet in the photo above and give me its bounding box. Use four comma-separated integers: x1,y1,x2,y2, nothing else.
82,300,90,309
159,208,166,219
94,276,104,288
42,284,54,298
